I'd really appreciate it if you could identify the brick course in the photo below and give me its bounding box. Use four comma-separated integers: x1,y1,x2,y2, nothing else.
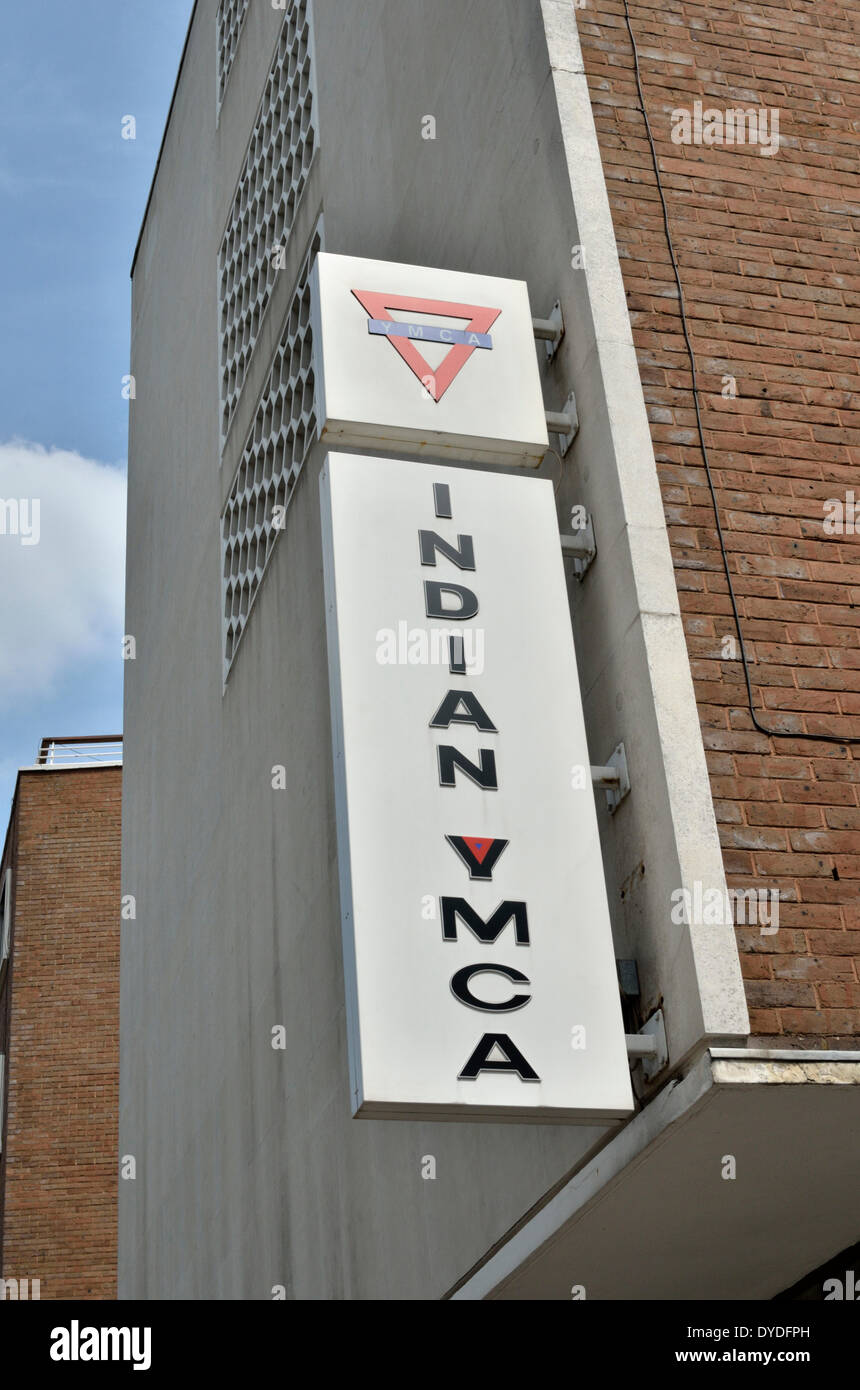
578,0,860,1044
0,767,120,1298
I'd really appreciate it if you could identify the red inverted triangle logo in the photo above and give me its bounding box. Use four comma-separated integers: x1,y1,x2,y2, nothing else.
462,836,494,866
351,289,501,401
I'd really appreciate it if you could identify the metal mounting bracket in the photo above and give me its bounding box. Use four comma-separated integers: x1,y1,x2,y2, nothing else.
590,742,630,814
532,300,564,360
545,390,579,454
560,513,596,580
629,1009,668,1081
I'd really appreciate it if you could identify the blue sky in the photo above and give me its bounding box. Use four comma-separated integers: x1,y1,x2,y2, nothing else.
0,2,194,816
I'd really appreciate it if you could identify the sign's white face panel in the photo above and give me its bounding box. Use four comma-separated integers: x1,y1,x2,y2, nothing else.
320,452,634,1122
311,253,549,465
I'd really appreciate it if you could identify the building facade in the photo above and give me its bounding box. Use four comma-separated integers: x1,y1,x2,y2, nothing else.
120,0,860,1299
0,738,122,1300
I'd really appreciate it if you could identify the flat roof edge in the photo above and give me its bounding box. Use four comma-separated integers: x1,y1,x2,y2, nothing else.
19,762,123,774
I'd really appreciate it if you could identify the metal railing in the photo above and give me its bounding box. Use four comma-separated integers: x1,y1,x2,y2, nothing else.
36,736,123,767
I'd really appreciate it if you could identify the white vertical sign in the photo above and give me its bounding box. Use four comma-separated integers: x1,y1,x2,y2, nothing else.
321,451,633,1122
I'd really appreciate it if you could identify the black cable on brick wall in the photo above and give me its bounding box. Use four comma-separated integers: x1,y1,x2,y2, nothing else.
620,0,859,747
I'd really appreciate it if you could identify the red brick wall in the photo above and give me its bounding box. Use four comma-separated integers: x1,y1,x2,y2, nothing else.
578,0,860,1044
0,767,121,1298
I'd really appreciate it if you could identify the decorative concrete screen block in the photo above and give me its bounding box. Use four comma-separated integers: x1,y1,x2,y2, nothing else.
320,451,634,1122
310,253,549,466
221,225,323,678
218,0,318,446
216,0,249,113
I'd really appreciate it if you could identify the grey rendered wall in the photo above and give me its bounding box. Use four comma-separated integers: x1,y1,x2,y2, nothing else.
312,0,748,1069
120,0,746,1301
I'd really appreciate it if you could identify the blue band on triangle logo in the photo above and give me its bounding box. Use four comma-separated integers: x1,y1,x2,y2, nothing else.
367,319,493,349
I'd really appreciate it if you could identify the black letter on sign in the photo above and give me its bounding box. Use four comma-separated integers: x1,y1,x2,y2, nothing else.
430,690,497,732
419,530,475,571
448,635,466,675
451,964,531,1013
438,746,497,790
433,482,452,519
425,581,478,620
440,898,530,945
458,1033,540,1082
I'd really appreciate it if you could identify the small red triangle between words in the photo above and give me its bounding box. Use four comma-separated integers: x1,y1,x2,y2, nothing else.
462,836,494,865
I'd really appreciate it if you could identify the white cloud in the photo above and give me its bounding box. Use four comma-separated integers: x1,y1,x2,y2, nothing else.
0,440,126,708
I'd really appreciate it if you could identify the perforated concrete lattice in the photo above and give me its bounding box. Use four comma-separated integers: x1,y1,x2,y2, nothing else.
221,226,323,679
216,0,249,112
218,0,318,447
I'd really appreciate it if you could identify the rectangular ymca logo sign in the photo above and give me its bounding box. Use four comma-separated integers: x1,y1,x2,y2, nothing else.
310,253,549,465
320,452,633,1122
